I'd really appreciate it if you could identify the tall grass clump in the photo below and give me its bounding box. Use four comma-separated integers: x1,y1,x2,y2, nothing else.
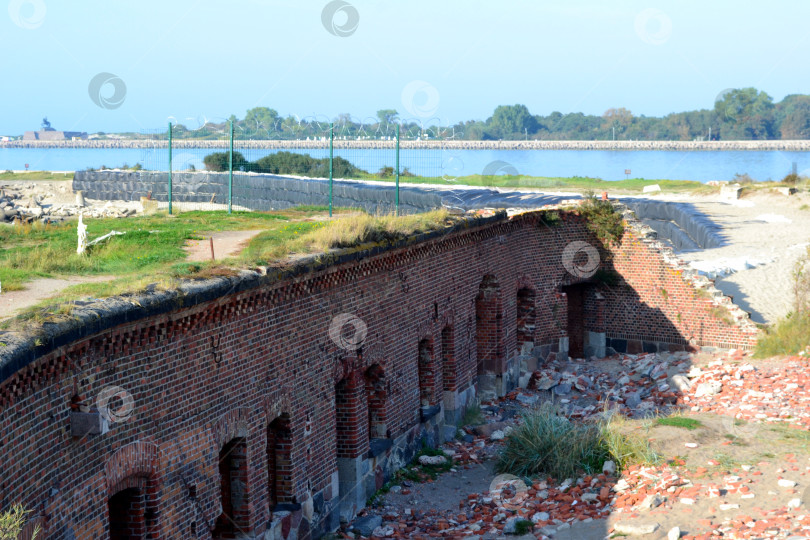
0,504,39,540
755,247,810,358
299,209,454,250
495,404,660,479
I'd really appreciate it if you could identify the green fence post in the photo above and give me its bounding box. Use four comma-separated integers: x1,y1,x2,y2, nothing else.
395,124,400,216
329,122,334,217
228,120,234,214
168,122,172,215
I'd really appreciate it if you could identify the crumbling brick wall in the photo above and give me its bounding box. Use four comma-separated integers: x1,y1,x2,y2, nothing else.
0,209,757,538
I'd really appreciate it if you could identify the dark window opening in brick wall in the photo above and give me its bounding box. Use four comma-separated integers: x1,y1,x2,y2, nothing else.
107,474,159,540
441,325,455,392
267,414,293,509
516,287,537,353
564,283,587,359
365,364,388,439
475,274,504,376
109,487,144,540
417,338,437,407
213,437,249,539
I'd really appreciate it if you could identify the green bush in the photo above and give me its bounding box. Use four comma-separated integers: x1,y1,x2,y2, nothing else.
578,192,624,246
495,404,660,479
203,151,249,172
782,173,801,185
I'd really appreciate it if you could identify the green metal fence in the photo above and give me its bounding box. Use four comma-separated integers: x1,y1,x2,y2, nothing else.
137,116,460,215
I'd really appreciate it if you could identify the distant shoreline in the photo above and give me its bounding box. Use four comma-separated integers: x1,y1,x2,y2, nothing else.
3,139,810,151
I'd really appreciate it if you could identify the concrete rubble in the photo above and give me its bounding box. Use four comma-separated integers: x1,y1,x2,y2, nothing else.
0,182,141,224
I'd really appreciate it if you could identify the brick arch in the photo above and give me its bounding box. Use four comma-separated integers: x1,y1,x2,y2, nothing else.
262,389,291,423
105,441,163,539
515,273,535,295
415,318,436,343
439,308,455,330
212,407,252,448
105,441,162,497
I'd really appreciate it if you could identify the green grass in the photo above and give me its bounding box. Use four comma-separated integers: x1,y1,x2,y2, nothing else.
0,210,289,291
0,170,73,181
754,311,810,358
655,417,703,430
358,172,710,193
495,405,661,480
711,452,742,471
459,402,485,426
0,206,460,325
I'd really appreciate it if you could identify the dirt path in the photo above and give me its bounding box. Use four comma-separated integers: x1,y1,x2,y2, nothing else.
184,230,264,262
0,275,115,319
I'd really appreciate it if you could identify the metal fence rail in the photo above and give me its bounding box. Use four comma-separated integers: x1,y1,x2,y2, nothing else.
133,117,462,215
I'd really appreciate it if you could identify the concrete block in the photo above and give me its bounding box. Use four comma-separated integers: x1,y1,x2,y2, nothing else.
70,411,108,437
720,183,743,200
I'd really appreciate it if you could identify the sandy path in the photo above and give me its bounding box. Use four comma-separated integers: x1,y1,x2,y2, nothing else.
0,275,115,319
184,230,264,262
672,191,810,323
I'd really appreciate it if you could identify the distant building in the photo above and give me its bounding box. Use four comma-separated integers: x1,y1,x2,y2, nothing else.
22,117,87,141
23,129,88,141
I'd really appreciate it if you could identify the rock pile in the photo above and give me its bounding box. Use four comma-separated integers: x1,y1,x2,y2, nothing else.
0,183,140,224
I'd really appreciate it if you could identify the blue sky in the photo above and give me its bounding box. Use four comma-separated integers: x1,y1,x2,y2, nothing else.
1,0,808,134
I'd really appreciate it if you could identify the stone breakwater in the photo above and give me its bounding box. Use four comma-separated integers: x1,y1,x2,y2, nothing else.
4,139,810,150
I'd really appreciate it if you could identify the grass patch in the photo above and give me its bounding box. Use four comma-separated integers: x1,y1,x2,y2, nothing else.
754,311,810,358
495,405,660,480
708,305,734,326
0,170,73,181
366,445,454,506
360,172,709,194
655,416,703,430
0,207,460,324
460,402,485,427
711,452,741,471
513,519,533,535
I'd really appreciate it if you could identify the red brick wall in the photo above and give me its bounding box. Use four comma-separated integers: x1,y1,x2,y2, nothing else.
0,209,757,538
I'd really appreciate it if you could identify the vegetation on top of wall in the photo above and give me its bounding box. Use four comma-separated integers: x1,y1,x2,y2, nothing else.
577,192,625,246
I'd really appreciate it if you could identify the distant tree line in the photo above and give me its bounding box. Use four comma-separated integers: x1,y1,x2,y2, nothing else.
169,88,810,141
